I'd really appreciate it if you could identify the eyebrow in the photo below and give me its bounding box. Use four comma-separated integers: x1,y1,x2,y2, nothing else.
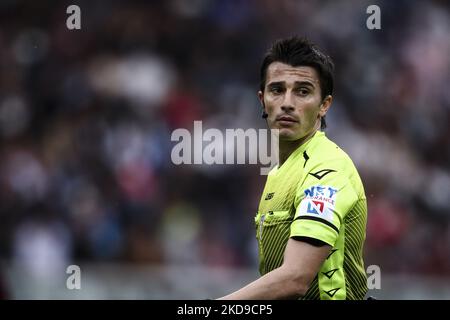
267,81,316,88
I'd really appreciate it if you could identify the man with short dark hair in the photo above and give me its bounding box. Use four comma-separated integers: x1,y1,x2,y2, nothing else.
219,36,368,300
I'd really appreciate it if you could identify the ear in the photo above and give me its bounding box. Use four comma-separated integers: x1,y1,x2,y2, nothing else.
258,90,265,110
319,95,332,117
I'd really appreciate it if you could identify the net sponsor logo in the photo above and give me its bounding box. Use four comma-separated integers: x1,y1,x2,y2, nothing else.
297,185,338,222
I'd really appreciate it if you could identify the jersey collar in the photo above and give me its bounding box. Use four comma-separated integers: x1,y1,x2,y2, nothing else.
272,130,325,173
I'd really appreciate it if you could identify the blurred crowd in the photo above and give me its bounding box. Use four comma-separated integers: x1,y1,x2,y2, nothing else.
0,0,449,291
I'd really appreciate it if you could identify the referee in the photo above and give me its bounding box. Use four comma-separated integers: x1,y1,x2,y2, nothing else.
219,36,368,300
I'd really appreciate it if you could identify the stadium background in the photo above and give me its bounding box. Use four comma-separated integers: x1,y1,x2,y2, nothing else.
0,0,449,299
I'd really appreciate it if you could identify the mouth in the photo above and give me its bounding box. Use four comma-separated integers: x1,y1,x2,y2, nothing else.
276,115,298,126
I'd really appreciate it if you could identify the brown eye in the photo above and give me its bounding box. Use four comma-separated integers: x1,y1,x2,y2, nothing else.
297,88,309,96
270,87,282,94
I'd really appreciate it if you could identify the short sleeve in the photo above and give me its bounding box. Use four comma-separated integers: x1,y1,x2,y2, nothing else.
290,167,358,247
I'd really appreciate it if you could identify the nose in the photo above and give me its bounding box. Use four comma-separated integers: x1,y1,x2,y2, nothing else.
281,92,294,113
281,91,295,113
281,105,294,113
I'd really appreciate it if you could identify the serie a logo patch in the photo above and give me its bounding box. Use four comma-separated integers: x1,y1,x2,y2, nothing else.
296,185,338,223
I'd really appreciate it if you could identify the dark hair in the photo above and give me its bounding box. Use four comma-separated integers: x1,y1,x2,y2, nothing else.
260,36,334,129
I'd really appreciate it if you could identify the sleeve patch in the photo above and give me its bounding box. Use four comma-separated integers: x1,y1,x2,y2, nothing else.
295,185,338,224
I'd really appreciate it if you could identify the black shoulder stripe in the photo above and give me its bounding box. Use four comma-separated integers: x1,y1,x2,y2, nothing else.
294,215,339,234
309,169,336,180
303,151,309,168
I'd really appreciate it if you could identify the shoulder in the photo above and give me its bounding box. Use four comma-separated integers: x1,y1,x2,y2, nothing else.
307,133,358,174
303,133,365,198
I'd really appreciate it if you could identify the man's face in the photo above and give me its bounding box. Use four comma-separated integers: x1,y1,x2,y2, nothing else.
259,62,330,141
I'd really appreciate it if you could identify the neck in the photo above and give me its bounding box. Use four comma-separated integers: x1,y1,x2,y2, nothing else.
279,125,320,167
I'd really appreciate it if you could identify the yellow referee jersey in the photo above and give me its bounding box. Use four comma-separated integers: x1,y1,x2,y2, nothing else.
255,130,368,300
